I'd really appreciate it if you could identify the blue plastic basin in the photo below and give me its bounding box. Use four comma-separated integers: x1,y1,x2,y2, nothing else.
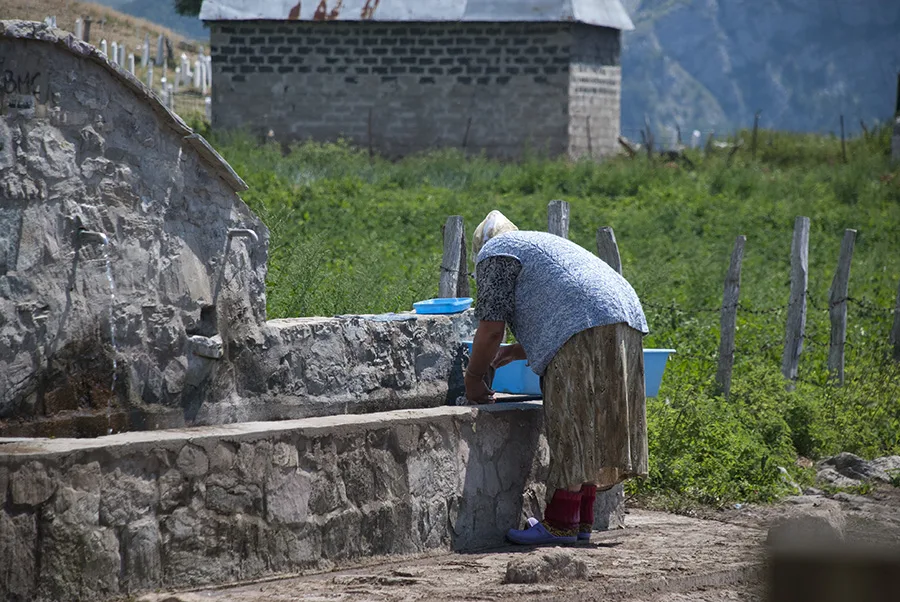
462,343,674,397
413,297,473,314
643,349,675,397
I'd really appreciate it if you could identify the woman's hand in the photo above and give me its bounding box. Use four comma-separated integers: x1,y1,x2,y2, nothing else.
491,343,526,369
464,371,495,404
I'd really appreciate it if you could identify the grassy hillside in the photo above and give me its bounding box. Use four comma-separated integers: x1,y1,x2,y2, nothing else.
200,122,900,507
1,0,199,53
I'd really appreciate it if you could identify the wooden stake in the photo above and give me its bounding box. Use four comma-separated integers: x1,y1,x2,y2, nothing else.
827,229,856,385
751,111,760,159
617,136,636,158
705,132,715,156
462,116,472,150
895,70,900,118
891,278,900,361
596,226,622,275
782,217,810,382
644,115,654,159
586,116,593,159
840,115,847,163
456,224,469,298
716,235,746,398
548,200,570,239
439,216,465,298
367,107,374,160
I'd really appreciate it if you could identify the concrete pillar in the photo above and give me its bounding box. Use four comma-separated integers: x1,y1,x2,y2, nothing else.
100,39,107,57
110,41,118,64
83,16,92,43
118,43,126,67
74,18,83,40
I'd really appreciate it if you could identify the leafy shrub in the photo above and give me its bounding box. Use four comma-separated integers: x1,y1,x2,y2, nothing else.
207,125,900,507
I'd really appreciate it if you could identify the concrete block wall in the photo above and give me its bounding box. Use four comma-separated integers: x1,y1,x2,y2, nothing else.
209,21,622,159
0,404,625,601
568,24,622,159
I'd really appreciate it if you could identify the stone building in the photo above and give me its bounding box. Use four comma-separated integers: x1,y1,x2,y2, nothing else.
200,0,634,159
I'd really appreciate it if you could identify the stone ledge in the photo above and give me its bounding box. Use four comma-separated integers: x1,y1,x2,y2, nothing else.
0,402,623,601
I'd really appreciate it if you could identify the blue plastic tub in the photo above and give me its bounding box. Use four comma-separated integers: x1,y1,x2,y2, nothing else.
413,297,473,314
462,343,674,397
643,349,675,397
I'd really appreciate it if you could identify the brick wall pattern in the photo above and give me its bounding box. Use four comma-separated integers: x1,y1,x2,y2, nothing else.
209,21,621,159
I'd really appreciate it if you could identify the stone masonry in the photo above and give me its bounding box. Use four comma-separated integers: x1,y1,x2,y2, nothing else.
0,21,265,433
0,403,624,601
0,22,478,437
209,22,622,159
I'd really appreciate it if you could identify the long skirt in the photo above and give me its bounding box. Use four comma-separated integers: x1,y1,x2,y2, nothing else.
541,322,648,501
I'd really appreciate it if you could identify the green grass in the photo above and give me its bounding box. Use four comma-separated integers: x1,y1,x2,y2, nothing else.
200,118,900,508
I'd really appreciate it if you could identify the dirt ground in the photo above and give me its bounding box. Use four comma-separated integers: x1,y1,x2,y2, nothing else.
139,486,900,602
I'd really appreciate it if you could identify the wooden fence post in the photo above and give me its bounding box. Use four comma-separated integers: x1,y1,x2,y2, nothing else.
439,216,466,298
716,235,746,397
782,216,810,382
586,116,593,159
751,111,760,159
840,115,847,164
367,108,374,160
596,226,622,275
548,200,570,239
827,229,856,385
891,278,900,361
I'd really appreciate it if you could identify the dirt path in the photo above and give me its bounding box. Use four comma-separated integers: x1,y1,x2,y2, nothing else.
139,486,900,602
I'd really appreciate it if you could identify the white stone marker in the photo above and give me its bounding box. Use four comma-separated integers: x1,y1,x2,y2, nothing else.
156,34,165,66
100,39,107,57
118,43,126,67
128,53,135,75
147,63,154,88
141,34,150,67
174,67,181,92
110,41,118,64
75,18,83,40
200,59,208,95
691,129,701,149
193,59,202,89
205,96,212,120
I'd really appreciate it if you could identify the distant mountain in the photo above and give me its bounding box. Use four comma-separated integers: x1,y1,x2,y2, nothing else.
621,0,900,141
92,0,209,41
91,0,899,140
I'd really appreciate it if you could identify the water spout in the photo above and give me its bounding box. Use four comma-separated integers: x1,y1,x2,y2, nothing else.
227,228,258,244
73,227,119,434
77,228,109,245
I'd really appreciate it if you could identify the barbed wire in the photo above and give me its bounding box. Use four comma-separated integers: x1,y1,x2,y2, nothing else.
642,296,895,319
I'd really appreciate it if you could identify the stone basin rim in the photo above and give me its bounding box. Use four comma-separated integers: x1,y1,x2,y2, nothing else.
0,401,543,459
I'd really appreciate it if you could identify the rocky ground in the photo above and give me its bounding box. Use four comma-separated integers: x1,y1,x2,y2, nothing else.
138,457,900,602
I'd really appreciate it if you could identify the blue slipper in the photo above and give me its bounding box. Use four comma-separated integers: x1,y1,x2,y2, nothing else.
507,520,578,545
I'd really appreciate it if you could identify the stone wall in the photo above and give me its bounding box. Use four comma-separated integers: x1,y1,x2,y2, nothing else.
0,22,478,437
568,24,622,158
0,22,267,433
0,403,624,601
209,21,621,159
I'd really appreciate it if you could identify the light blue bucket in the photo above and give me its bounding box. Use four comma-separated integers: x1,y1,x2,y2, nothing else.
462,343,674,398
